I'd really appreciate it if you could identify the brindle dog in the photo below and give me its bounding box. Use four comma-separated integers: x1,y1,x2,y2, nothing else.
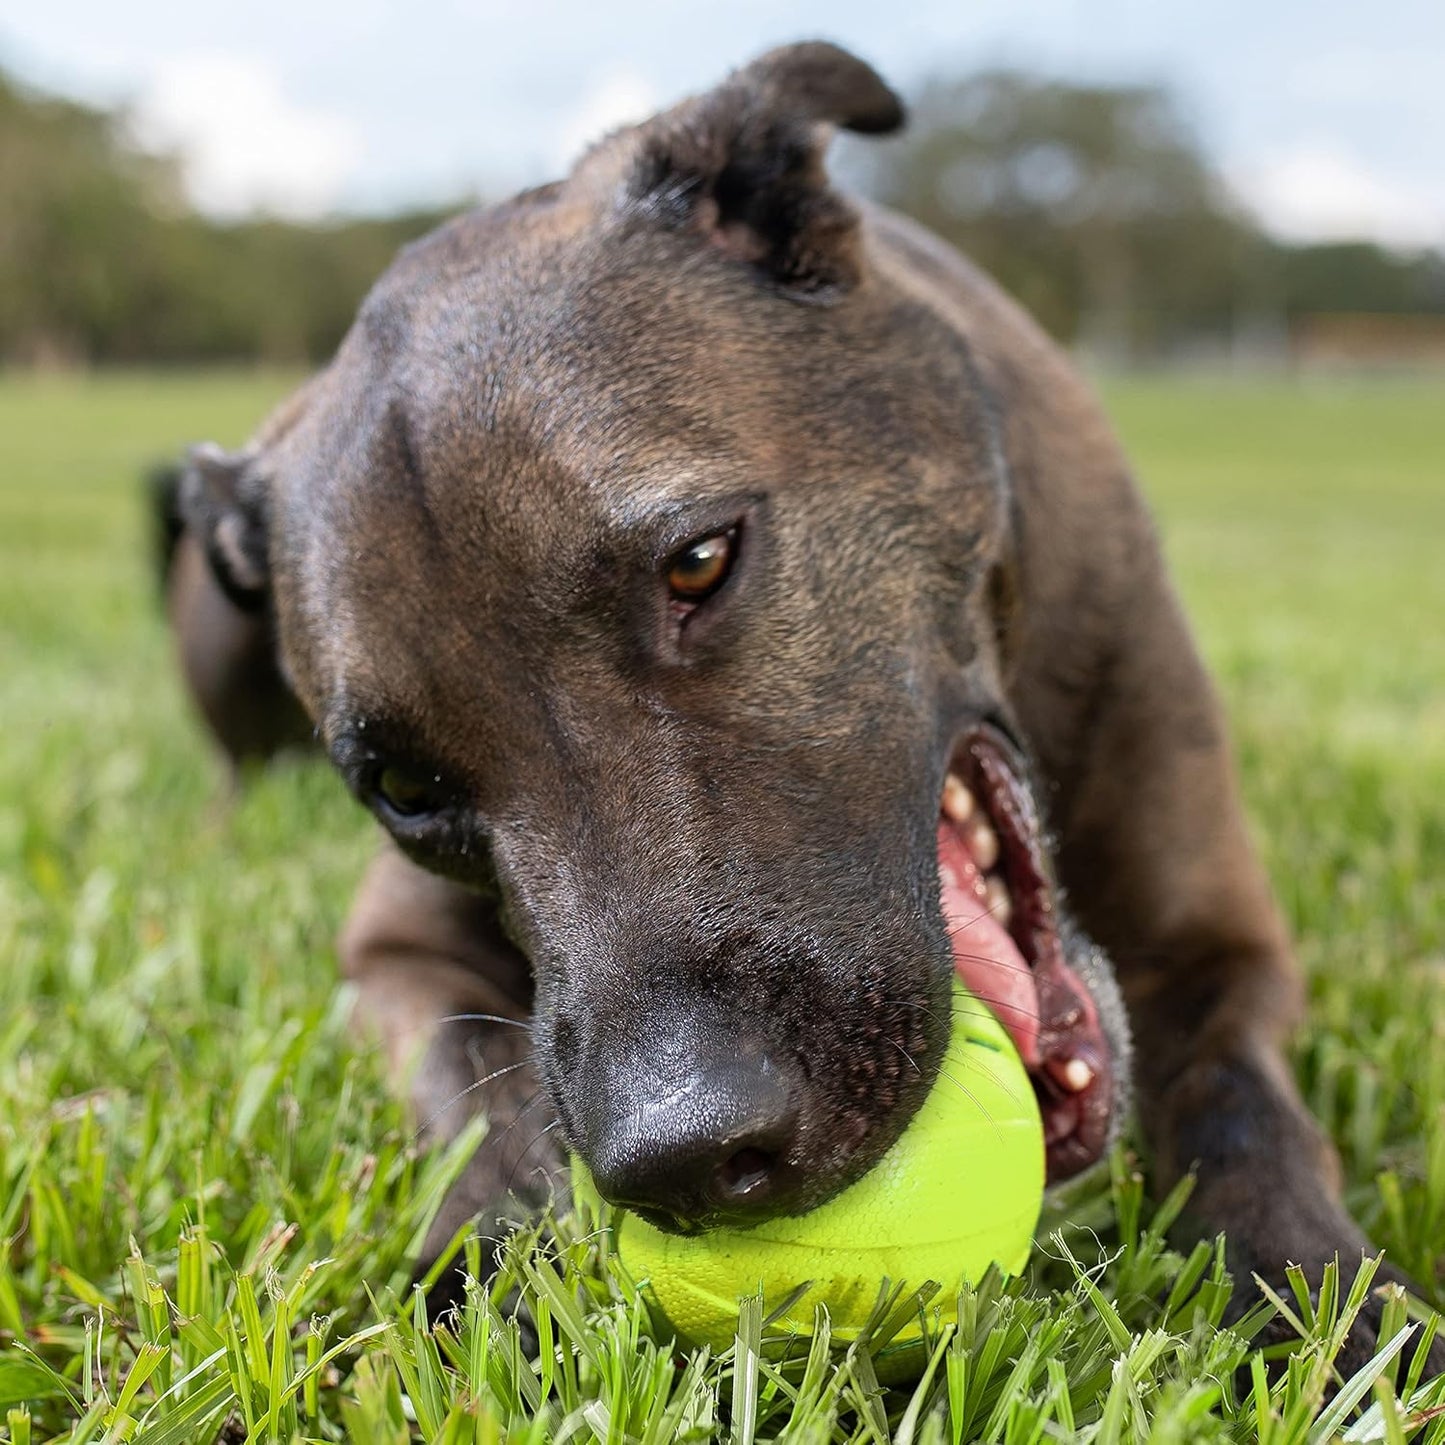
163,42,1432,1366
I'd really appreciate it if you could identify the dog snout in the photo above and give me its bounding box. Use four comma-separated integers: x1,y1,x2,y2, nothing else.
585,1051,798,1231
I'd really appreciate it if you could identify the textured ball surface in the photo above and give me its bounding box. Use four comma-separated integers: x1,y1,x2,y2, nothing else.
572,982,1043,1352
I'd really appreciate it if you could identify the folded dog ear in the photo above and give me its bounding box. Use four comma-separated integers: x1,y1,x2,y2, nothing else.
621,41,905,297
178,442,270,611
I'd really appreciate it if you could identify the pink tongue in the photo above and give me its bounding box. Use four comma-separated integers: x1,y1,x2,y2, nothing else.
937,822,1041,1067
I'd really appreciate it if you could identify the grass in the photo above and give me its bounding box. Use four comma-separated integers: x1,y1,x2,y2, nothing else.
0,368,1442,1441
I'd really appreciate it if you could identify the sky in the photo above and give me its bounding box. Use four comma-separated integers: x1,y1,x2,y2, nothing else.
1,0,1441,250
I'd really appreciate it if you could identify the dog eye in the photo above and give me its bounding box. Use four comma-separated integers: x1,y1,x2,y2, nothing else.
372,763,448,820
666,528,737,605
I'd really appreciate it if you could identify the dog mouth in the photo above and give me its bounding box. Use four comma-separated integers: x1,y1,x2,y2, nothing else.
937,727,1115,1182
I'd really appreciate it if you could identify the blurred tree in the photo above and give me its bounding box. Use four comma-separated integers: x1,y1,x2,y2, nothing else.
853,71,1271,359
1275,241,1445,317
0,72,177,362
0,67,449,364
2,61,1442,366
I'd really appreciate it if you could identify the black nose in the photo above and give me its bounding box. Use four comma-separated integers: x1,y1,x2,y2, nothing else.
586,1055,798,1230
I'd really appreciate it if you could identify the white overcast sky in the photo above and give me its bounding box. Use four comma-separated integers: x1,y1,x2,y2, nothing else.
1,0,1441,249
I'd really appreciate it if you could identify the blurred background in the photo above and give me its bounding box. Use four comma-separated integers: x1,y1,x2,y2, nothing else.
1,0,1442,371
2,12,1444,1421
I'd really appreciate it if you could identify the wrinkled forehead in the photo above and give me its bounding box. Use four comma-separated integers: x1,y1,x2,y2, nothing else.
391,258,802,498
273,335,772,720
271,211,995,710
402,366,772,556
293,195,983,540
306,264,822,579
341,383,769,605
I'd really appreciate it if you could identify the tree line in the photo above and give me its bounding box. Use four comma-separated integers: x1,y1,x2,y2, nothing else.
2,63,1441,366
0,70,446,365
853,72,1445,360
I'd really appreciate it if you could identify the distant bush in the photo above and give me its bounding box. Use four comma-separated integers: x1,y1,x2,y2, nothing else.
0,69,449,365
2,63,1440,366
854,70,1445,358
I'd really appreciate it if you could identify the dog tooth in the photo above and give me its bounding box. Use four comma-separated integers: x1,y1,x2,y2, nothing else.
941,773,976,823
983,875,1012,928
1060,1058,1095,1092
967,815,1000,870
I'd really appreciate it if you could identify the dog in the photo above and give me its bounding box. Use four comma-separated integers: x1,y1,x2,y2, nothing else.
162,42,1432,1367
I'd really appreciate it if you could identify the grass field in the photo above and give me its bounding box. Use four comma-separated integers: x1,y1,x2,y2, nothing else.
1,370,1443,1442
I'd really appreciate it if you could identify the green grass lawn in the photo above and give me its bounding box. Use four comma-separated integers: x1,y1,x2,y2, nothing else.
1,370,1442,1442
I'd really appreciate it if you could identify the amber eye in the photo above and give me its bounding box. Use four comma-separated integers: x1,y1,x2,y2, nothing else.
373,763,446,820
666,529,737,605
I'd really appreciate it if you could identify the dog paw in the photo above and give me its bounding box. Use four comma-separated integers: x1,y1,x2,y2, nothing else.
1237,1255,1445,1386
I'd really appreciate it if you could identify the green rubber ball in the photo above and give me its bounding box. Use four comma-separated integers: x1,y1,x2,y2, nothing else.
571,981,1044,1354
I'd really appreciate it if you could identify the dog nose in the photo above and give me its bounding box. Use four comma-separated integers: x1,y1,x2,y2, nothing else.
587,1058,797,1229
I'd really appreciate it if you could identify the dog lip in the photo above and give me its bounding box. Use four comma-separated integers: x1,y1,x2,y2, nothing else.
943,723,1117,1183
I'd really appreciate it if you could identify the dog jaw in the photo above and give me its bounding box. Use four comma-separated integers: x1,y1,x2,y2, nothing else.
938,727,1127,1181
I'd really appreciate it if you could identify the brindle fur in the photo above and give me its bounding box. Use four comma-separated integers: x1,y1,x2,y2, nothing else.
164,43,1434,1368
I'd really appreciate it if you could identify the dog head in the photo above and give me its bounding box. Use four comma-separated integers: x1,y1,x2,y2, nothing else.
182,43,1128,1231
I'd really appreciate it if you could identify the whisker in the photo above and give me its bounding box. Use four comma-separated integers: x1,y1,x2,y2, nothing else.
930,1062,1005,1138
948,948,1032,977
493,1087,547,1141
881,990,1039,1027
878,988,1040,1023
880,1000,1043,1105
505,1120,565,1199
493,1089,555,1167
433,1012,532,1031
888,1038,923,1076
886,998,1046,1117
950,992,1040,1023
881,997,1036,1106
414,1058,532,1139
892,1037,1013,1130
946,899,1019,931
939,1045,1028,1111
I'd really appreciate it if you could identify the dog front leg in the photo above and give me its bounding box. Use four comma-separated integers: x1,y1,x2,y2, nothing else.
1031,566,1439,1369
339,844,560,1288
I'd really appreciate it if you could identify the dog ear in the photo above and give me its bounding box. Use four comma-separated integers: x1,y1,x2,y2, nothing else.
621,41,904,297
178,442,270,612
